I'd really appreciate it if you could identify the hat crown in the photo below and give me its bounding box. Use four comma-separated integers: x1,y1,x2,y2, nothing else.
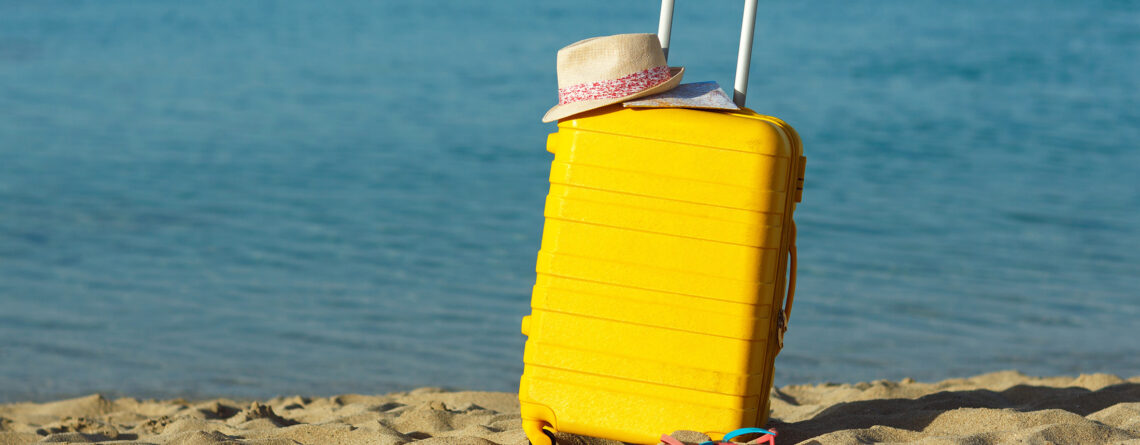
556,33,667,88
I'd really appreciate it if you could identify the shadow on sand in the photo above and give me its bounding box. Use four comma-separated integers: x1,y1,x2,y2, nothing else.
769,382,1140,444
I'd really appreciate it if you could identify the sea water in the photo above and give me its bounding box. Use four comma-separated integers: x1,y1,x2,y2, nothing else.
1,0,1137,402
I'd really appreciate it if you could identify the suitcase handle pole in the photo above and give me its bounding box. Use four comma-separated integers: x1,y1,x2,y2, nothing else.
734,0,759,107
657,0,675,60
656,0,759,107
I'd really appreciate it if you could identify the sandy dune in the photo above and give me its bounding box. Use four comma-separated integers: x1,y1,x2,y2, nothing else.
1,371,1138,444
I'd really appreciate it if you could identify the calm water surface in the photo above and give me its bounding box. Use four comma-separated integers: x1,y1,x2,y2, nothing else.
1,0,1138,402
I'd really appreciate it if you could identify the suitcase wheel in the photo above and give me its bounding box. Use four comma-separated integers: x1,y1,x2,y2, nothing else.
523,420,556,445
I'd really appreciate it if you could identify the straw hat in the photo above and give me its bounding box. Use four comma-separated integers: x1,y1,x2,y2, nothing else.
543,33,684,123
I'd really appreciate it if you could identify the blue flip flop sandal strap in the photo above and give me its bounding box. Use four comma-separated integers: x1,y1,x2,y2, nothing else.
723,428,776,442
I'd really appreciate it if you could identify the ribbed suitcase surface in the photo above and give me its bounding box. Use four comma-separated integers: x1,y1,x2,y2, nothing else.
520,104,805,445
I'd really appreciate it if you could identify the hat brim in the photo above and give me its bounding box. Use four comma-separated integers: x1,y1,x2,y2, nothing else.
542,67,684,123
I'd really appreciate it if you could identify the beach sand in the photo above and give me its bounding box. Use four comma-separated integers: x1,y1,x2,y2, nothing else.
2,371,1138,444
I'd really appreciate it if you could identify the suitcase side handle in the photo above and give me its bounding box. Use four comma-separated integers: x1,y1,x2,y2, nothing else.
656,0,759,107
777,220,797,351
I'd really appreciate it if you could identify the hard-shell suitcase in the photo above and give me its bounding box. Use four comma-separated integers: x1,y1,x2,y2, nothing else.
520,2,805,444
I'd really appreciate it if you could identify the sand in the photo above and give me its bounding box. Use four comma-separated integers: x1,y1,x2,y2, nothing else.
1,371,1138,444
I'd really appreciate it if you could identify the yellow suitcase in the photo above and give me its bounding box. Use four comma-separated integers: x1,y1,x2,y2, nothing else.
520,3,805,444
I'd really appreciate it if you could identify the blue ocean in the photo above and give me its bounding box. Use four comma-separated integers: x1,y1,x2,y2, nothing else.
1,0,1137,402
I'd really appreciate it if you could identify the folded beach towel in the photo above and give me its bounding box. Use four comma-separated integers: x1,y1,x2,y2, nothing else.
623,81,739,110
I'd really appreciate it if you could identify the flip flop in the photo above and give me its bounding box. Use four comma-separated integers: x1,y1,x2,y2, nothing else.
660,428,777,445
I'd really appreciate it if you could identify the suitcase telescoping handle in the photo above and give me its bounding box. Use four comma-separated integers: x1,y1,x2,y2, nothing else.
656,0,759,107
659,0,798,351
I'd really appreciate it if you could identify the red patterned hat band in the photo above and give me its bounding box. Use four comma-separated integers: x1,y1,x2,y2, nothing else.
557,65,671,105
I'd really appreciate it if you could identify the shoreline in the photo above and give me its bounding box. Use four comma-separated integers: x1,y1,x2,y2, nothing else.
1,371,1137,444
